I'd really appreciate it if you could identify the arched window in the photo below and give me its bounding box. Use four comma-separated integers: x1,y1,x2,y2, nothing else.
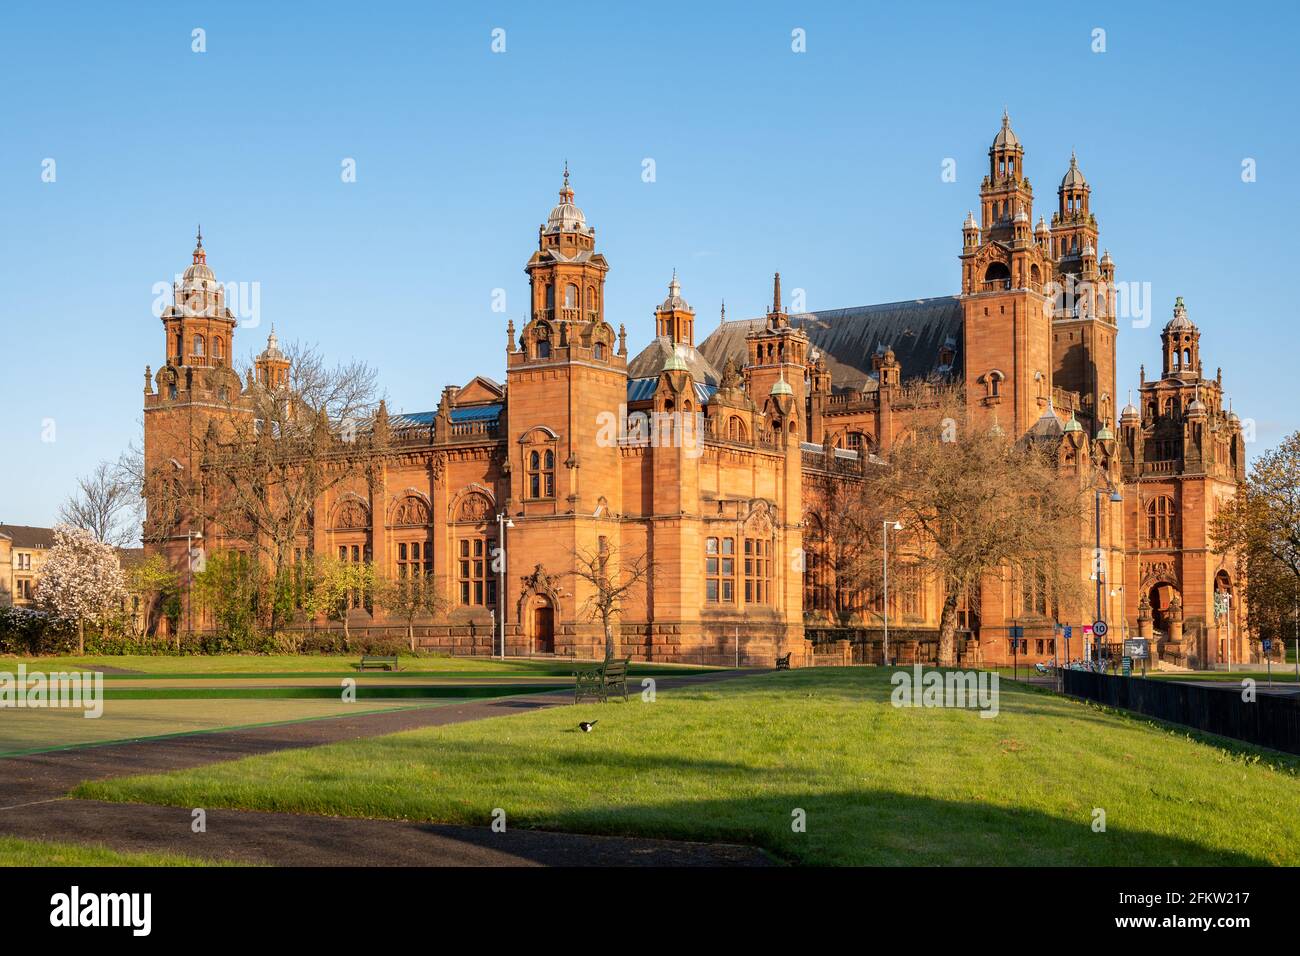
565,284,578,308
213,336,224,360
1147,496,1176,542
983,262,1011,288
728,416,748,442
593,342,604,360
528,449,555,498
544,284,554,309
193,334,205,357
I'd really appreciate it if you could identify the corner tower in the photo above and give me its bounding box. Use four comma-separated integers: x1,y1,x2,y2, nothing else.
959,114,1056,436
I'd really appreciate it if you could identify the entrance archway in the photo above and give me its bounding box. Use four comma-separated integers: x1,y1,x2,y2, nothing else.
533,602,555,654
1147,582,1178,635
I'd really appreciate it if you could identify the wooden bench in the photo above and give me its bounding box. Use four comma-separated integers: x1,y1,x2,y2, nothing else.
573,657,630,704
358,654,400,672
775,653,792,670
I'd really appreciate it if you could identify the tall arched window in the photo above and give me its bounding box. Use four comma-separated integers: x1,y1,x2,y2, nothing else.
1147,496,1176,542
193,334,205,357
528,449,555,498
565,284,578,308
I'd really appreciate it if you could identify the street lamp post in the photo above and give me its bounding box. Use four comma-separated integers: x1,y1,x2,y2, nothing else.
495,512,514,660
185,529,203,638
882,520,903,666
1094,487,1122,666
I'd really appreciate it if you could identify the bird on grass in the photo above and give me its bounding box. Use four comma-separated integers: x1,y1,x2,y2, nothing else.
578,720,599,733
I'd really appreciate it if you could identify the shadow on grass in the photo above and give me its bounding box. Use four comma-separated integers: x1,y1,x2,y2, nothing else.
400,787,1270,867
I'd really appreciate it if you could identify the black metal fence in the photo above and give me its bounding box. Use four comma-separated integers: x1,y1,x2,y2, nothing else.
1062,670,1300,756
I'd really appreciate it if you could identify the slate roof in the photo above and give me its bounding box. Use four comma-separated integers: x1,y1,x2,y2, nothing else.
698,297,963,392
626,378,718,405
626,337,722,385
0,524,55,549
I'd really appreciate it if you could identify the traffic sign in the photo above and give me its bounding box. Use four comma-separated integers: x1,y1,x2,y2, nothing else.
1093,620,1109,638
1063,625,1072,640
1262,638,1273,653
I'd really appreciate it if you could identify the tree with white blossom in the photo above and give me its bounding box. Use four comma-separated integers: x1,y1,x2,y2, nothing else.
34,524,128,654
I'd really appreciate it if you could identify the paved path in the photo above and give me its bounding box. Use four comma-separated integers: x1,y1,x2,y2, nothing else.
0,669,770,866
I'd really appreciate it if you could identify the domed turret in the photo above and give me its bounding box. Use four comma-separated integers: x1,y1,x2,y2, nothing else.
992,110,1020,149
1060,151,1087,188
543,163,592,236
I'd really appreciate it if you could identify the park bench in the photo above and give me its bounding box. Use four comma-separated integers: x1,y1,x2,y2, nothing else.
775,653,792,670
573,657,630,704
358,654,400,672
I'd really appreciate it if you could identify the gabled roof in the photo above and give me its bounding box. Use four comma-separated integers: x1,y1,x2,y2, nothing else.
457,375,504,404
0,524,55,549
698,297,963,392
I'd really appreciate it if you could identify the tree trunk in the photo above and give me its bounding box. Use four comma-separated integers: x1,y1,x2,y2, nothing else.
937,586,961,667
604,618,615,661
78,619,85,656
342,613,350,651
408,621,415,653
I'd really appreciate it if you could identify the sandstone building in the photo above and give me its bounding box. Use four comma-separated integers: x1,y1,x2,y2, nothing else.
142,120,1251,666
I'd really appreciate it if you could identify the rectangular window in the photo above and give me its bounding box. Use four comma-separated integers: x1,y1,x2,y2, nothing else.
458,537,494,606
744,537,770,604
704,536,736,603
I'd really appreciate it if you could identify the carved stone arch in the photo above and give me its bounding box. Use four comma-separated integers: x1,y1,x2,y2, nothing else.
388,490,432,527
331,493,371,530
742,499,776,537
450,484,496,523
517,563,563,635
518,425,560,444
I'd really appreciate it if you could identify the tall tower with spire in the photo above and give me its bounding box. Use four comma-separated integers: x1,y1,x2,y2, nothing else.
744,272,810,438
143,231,247,601
1049,150,1118,436
504,166,626,574
1120,298,1246,667
959,113,1057,436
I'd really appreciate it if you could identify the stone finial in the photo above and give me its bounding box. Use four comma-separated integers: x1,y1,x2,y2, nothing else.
618,323,627,356
144,365,153,394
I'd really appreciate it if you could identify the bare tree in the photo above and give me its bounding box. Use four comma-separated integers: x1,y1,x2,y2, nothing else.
864,385,1088,665
150,339,383,637
571,542,653,660
802,461,889,627
60,460,139,548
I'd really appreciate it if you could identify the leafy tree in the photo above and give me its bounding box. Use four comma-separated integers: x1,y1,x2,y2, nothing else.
305,555,376,649
192,550,266,646
375,572,450,652
123,553,180,638
34,525,128,653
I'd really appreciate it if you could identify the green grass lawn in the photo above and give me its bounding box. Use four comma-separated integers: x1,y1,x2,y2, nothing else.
0,654,717,679
0,836,218,866
0,699,430,756
77,668,1300,866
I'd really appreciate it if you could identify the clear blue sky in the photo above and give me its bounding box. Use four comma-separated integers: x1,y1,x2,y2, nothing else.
2,0,1296,525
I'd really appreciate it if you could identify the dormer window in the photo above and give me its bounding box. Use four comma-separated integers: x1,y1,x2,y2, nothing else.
593,342,604,360
537,338,551,359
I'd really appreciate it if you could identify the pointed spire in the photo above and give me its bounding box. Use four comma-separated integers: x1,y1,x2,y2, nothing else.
192,224,206,264
563,159,569,188
772,272,782,313
720,299,726,323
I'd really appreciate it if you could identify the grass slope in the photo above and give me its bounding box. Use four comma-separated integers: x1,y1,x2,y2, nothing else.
0,836,218,867
78,669,1300,866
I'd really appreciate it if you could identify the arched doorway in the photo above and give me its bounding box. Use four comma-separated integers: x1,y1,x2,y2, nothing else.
1147,581,1178,636
533,602,555,654
1213,570,1234,662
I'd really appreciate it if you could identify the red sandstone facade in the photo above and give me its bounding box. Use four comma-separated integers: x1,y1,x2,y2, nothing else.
142,118,1251,667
